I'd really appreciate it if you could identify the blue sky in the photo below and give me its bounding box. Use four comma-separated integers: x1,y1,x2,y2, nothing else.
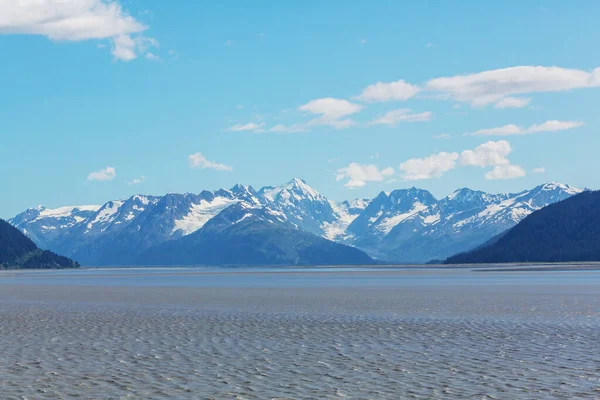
1,0,600,218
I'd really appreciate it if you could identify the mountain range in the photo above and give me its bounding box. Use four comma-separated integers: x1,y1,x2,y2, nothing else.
446,190,600,264
9,179,583,266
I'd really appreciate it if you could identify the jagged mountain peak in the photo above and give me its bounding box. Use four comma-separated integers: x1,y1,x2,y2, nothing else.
388,187,437,205
447,187,483,199
258,178,325,203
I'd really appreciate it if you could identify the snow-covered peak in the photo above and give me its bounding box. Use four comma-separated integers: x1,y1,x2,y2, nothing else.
446,188,481,201
539,181,583,195
258,178,325,204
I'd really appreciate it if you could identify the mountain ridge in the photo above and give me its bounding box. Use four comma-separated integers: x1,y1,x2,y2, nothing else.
9,179,583,265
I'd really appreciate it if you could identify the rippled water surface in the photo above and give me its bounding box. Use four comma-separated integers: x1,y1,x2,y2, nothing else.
0,267,599,399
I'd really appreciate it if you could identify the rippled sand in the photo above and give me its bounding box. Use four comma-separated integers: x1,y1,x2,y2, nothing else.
1,276,600,399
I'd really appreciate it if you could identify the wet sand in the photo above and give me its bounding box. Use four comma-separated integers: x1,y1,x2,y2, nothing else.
0,269,599,399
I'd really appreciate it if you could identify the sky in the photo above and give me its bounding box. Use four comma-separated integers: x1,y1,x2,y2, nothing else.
1,0,600,218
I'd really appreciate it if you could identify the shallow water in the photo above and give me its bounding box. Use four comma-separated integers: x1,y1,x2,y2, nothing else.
0,267,599,399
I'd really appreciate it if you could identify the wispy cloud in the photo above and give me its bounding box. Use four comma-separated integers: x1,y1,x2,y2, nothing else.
370,108,432,126
297,97,363,130
145,52,160,61
469,120,584,136
356,80,420,103
227,122,265,132
269,123,308,133
188,153,232,171
128,175,146,185
426,66,600,107
87,167,116,182
494,97,531,109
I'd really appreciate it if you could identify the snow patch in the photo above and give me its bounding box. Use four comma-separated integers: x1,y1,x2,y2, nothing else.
37,205,101,220
173,197,239,235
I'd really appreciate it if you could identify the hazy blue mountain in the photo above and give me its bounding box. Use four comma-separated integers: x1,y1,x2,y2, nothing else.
139,203,373,266
445,190,600,264
0,219,78,269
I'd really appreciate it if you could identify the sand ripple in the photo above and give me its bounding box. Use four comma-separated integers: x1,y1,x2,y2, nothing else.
1,302,600,399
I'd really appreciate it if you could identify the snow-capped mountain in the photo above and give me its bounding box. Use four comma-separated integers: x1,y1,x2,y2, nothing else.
258,178,341,236
375,182,584,262
8,204,101,250
9,180,583,265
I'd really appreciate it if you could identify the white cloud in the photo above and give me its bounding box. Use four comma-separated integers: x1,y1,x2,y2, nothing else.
399,152,459,180
129,175,146,185
494,97,532,109
426,66,600,107
188,153,232,172
485,165,526,180
370,108,432,125
297,98,363,130
298,98,363,120
269,124,308,133
460,141,526,180
470,120,584,136
460,140,512,167
433,133,451,139
358,39,367,45
527,120,584,133
112,35,157,61
145,52,159,61
87,166,116,181
227,122,265,132
533,167,546,173
0,0,157,61
356,80,420,103
390,140,527,182
336,163,394,188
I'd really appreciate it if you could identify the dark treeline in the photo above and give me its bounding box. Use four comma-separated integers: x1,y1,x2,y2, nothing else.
0,219,79,269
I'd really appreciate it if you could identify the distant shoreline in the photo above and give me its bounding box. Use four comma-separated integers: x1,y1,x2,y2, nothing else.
3,262,600,274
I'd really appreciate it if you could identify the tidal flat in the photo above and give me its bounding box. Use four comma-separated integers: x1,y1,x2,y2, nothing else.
0,267,599,399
